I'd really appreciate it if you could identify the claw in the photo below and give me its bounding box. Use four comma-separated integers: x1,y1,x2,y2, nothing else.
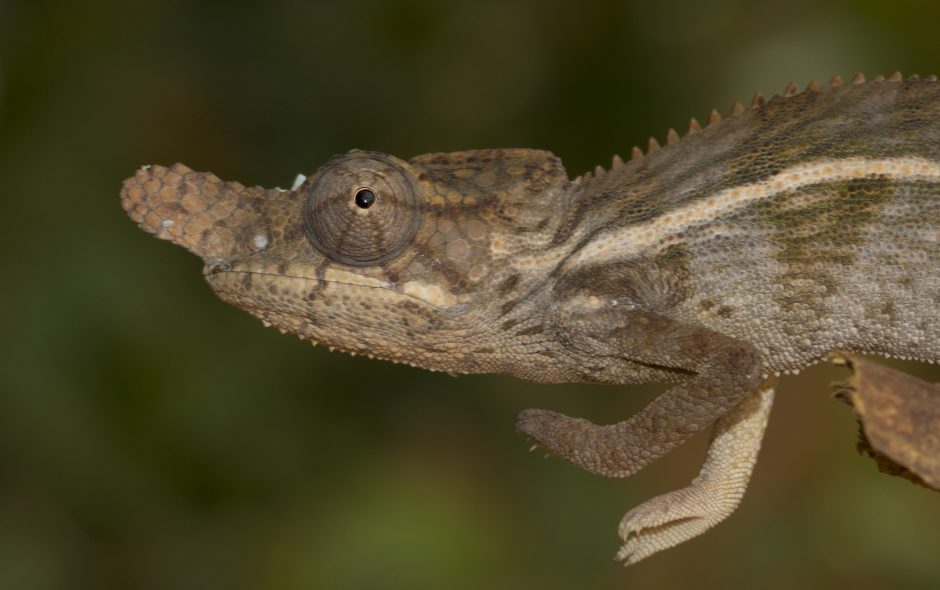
615,546,636,565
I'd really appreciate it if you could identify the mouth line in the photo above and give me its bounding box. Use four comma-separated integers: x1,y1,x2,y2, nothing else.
204,267,448,311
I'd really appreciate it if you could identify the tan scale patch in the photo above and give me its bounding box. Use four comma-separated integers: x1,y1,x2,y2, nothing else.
468,263,488,282
437,217,454,233
321,268,391,290
446,238,470,262
465,220,487,241
475,172,497,186
402,281,458,307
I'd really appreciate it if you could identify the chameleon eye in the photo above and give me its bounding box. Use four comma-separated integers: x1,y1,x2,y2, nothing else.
354,188,376,209
302,152,423,266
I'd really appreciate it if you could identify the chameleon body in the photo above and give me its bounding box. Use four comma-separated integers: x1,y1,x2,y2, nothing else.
122,73,940,564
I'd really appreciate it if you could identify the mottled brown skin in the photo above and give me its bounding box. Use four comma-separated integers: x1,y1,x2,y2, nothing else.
122,73,940,562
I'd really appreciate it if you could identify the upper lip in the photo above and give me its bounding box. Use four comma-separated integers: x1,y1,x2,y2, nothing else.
204,264,465,314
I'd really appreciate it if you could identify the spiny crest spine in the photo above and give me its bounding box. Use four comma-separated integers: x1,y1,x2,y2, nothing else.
579,72,936,183
613,72,933,165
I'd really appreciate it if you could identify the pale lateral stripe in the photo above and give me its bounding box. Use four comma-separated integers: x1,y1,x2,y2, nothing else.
569,156,940,267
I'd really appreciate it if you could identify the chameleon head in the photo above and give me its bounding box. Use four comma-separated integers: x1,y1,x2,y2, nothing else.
121,148,571,373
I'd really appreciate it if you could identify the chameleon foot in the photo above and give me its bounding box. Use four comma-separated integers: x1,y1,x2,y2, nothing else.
615,482,738,565
617,382,776,564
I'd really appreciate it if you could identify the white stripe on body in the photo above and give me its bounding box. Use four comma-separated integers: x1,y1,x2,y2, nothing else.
568,156,940,268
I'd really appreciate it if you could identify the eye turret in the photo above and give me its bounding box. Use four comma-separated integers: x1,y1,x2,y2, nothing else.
301,152,423,266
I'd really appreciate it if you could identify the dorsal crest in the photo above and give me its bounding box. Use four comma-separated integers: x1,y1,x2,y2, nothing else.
576,72,939,183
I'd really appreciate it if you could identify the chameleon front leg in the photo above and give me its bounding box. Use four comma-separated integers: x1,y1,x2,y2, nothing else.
516,310,765,478
616,381,775,565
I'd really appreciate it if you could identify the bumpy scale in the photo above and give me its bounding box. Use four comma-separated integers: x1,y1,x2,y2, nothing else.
122,74,940,564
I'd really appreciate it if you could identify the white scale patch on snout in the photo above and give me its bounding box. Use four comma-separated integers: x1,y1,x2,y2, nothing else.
253,234,269,250
291,174,307,191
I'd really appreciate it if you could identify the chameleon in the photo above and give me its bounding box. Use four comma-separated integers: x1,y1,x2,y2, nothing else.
121,72,940,565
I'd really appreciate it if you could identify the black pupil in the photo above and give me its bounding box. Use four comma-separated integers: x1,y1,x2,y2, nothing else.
355,189,376,209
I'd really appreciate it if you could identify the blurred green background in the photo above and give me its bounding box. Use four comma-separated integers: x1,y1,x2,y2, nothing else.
3,0,940,588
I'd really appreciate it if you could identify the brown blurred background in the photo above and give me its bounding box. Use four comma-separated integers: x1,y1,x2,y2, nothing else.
2,0,940,588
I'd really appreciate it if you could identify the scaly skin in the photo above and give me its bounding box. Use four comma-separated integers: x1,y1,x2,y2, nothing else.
121,73,940,564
